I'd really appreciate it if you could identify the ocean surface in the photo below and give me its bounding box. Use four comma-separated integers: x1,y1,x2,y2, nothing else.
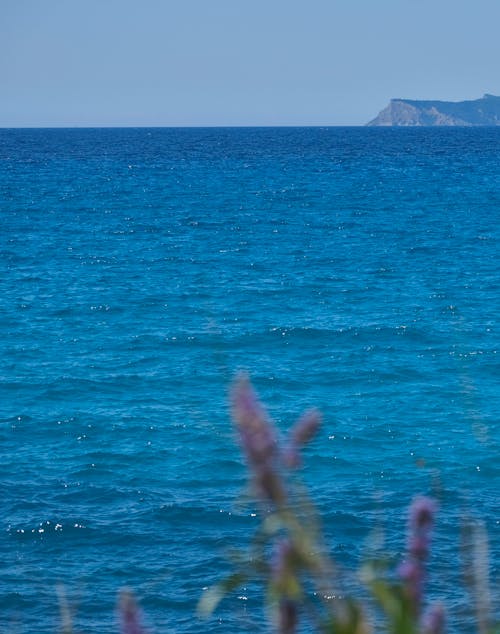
0,127,498,633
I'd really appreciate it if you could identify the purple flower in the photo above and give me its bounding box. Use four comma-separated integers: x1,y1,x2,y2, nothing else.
397,560,423,608
407,497,436,563
231,376,286,504
284,409,321,468
290,409,321,447
119,589,146,634
409,496,436,531
232,375,278,468
399,496,437,615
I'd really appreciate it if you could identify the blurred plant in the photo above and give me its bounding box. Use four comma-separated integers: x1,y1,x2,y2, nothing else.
199,374,367,632
199,374,497,634
462,519,495,634
54,375,497,633
55,585,148,634
362,496,442,634
56,584,74,634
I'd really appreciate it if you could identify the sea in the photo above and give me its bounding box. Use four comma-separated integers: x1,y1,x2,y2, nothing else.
0,127,498,633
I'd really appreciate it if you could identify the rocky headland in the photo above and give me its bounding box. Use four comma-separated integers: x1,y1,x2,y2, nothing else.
367,93,500,126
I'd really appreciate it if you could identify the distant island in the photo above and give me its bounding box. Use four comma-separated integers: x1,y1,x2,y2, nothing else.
367,93,500,126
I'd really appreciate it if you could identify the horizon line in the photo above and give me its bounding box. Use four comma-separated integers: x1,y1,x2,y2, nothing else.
0,124,369,130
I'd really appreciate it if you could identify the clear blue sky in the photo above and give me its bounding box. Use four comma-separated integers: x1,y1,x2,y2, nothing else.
2,0,500,127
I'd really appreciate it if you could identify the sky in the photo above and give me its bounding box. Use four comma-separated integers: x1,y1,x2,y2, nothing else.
2,0,500,127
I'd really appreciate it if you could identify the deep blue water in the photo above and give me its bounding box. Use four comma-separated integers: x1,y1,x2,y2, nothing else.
0,127,498,632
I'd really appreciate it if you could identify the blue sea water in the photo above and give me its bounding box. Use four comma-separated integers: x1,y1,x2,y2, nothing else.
0,127,498,633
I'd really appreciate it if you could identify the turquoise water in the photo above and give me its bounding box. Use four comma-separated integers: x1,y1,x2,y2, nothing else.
0,127,498,632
